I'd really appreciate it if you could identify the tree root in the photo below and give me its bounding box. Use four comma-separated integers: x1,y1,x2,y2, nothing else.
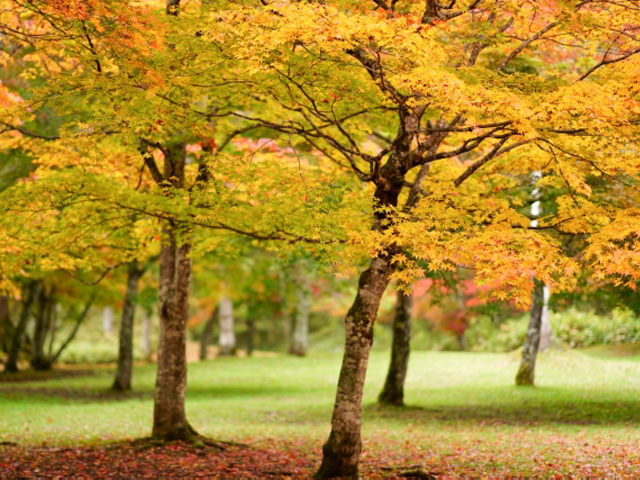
124,427,248,453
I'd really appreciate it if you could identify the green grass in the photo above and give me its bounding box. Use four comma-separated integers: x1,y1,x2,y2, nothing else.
2,350,640,475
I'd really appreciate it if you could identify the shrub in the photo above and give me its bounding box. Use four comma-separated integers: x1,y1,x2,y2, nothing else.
553,308,640,348
465,315,528,352
463,307,640,352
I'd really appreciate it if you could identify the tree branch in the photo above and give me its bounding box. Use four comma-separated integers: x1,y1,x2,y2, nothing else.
454,138,529,187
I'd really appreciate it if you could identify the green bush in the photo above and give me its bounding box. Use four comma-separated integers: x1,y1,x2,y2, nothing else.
465,315,528,352
463,307,640,352
553,308,640,348
59,338,148,364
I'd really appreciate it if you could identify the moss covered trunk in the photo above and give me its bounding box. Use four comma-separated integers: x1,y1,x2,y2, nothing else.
379,287,413,406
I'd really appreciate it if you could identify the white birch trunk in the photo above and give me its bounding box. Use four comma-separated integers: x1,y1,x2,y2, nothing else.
218,297,235,355
102,307,114,334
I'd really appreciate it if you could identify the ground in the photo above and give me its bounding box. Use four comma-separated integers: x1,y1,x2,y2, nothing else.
1,349,640,477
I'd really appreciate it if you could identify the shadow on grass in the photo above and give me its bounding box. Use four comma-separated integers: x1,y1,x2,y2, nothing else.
185,383,322,399
0,386,150,402
0,382,317,404
365,388,640,426
0,369,95,384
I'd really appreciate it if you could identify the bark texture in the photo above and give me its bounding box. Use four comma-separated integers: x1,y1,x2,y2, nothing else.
315,256,394,478
378,287,413,406
152,144,195,440
218,297,235,356
113,260,142,391
516,281,544,386
5,281,41,373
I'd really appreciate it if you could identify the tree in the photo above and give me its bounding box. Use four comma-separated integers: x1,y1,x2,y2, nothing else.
378,287,413,406
515,280,544,386
516,190,554,385
2,0,640,476
4,280,41,372
206,2,640,476
289,259,314,356
113,260,144,391
218,296,235,356
199,306,217,361
30,284,56,370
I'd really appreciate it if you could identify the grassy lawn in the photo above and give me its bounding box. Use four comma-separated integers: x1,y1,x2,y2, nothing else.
1,349,640,476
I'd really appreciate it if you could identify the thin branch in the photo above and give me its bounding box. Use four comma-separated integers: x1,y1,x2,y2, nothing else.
578,46,640,81
0,121,60,140
51,293,95,363
454,137,510,187
497,21,558,71
138,139,165,185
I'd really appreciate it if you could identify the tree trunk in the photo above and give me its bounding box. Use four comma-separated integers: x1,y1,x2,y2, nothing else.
153,231,193,439
246,314,255,356
539,284,552,352
282,305,293,353
378,287,413,406
152,143,195,440
315,256,394,478
279,273,293,353
5,280,41,373
47,302,58,359
515,281,544,386
290,264,311,356
113,260,142,391
0,296,10,354
31,288,54,371
102,307,114,334
199,307,218,360
218,297,235,356
141,308,151,360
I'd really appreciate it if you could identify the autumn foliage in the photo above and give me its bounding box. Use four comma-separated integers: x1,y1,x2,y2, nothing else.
1,0,640,477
